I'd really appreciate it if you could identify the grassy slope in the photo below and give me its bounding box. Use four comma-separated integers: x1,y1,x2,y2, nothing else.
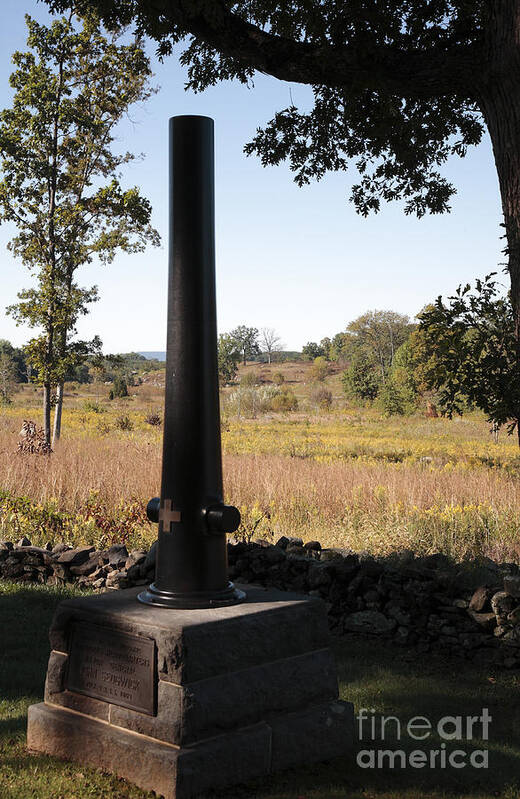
1,580,519,799
7,357,345,411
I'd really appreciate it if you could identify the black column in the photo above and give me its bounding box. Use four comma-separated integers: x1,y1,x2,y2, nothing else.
138,115,245,609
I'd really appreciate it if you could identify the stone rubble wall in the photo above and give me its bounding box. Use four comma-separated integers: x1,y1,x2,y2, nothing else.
2,535,520,668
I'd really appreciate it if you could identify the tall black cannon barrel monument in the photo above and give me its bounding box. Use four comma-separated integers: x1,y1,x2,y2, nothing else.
27,116,354,799
140,115,244,610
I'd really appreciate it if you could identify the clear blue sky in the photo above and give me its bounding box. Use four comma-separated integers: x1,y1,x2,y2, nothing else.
0,0,506,354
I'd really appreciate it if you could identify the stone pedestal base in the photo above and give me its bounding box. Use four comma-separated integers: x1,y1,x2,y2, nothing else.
27,585,354,798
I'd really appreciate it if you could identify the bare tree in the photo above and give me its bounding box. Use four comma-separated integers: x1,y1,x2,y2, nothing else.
260,328,283,364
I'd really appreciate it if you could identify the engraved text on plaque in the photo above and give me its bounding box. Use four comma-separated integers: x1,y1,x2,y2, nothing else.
66,623,156,715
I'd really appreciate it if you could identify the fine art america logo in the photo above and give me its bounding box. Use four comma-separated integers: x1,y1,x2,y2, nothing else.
357,708,491,769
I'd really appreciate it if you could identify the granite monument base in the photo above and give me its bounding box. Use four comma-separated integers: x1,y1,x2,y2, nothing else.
27,585,354,799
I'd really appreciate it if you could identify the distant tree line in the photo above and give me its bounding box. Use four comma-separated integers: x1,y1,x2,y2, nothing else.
218,326,287,384
0,344,164,403
0,339,30,404
6,276,518,442
303,279,519,442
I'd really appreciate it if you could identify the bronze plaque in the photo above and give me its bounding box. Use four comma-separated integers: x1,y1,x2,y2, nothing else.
66,622,156,715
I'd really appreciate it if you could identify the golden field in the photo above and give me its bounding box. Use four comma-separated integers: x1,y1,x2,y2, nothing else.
2,364,520,562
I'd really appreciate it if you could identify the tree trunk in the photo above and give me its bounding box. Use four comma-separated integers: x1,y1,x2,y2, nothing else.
53,272,73,446
479,0,520,444
52,381,64,446
41,52,64,451
43,382,52,447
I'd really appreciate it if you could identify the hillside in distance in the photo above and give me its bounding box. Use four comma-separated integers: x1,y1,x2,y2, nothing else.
139,351,166,361
138,351,302,363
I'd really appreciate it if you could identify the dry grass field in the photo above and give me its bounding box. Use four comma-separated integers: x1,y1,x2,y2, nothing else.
1,360,520,562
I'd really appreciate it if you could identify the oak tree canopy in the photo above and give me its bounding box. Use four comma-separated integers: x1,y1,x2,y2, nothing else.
43,2,520,337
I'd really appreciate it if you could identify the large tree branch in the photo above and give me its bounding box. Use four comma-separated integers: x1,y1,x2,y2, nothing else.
46,0,484,97
152,1,482,98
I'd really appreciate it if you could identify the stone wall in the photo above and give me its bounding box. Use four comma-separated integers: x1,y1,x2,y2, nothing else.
2,535,520,668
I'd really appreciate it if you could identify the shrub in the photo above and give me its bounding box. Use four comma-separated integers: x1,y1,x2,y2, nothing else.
379,379,407,416
17,420,52,455
271,387,298,412
310,385,333,411
240,371,261,387
145,412,162,426
227,387,261,418
273,371,285,385
83,400,105,413
225,385,298,417
112,376,128,398
115,414,134,431
341,351,380,401
309,356,329,382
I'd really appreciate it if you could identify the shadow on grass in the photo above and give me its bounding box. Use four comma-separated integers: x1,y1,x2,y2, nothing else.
332,636,520,799
211,637,520,798
0,583,80,699
0,713,29,737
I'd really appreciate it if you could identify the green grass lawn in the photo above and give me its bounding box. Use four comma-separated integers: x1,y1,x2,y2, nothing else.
1,580,519,799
